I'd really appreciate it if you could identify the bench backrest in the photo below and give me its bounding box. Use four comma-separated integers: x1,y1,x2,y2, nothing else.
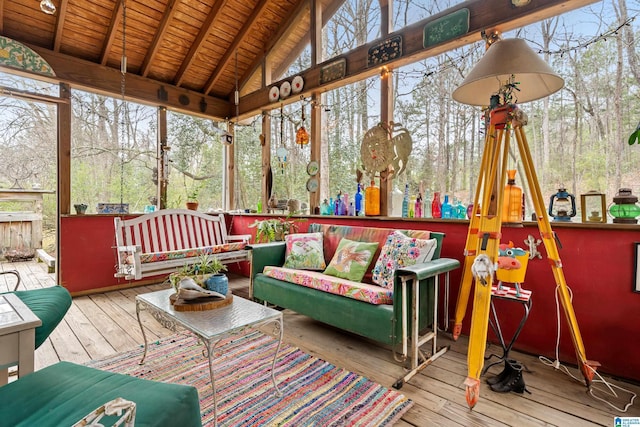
114,209,230,254
307,223,444,283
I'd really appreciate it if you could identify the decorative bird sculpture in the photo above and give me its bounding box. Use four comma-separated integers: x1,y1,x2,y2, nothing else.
471,254,495,286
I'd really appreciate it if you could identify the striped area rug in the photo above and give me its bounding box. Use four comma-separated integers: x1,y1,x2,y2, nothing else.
88,331,412,426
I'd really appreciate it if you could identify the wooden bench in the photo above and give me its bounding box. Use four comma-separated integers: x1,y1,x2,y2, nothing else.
114,209,250,280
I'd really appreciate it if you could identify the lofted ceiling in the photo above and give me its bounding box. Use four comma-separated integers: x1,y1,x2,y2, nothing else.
0,0,342,118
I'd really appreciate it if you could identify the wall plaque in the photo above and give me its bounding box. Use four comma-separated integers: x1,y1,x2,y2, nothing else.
367,35,402,67
423,8,470,48
320,58,346,84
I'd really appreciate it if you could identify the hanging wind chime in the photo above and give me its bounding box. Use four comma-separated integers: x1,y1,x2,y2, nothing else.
295,103,309,146
276,106,288,174
119,0,127,211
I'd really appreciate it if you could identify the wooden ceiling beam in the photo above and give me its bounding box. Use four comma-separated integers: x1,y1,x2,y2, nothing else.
100,1,123,66
53,0,70,52
0,0,5,33
238,0,308,92
202,0,271,96
30,45,232,119
271,0,343,80
140,0,180,77
238,0,598,118
173,0,228,87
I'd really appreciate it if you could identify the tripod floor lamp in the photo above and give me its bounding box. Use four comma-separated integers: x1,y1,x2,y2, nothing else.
451,37,598,409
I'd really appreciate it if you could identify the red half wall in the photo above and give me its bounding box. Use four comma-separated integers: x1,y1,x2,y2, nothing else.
59,213,640,382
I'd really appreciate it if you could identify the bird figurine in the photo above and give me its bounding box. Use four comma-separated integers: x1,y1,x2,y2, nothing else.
471,254,495,286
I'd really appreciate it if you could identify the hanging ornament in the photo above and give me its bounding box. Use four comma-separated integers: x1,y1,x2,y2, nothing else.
295,104,309,146
277,106,288,173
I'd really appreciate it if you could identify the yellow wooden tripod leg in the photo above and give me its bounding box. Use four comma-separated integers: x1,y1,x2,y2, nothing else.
453,125,497,340
513,125,599,385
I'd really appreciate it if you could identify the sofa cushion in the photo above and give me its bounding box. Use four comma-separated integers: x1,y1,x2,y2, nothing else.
283,232,326,270
372,231,438,288
323,238,378,282
262,266,393,305
136,242,247,264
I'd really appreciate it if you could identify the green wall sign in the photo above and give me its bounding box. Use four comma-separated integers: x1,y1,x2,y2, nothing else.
423,8,470,48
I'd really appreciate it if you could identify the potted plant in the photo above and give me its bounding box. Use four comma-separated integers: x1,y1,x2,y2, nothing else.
169,254,228,294
249,215,305,243
186,187,199,211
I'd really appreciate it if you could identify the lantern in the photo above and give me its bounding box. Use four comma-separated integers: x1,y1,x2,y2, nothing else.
580,191,606,223
548,188,576,222
609,188,640,224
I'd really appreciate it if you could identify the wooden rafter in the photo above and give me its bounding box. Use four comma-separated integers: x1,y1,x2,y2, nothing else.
271,0,343,79
202,0,271,96
140,0,180,77
0,0,4,33
53,0,70,52
238,0,308,91
100,0,123,66
173,0,229,87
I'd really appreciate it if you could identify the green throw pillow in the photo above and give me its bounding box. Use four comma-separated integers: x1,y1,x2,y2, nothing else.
283,232,326,270
323,238,378,282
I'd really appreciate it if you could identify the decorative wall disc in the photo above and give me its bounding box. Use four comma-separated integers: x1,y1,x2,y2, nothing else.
280,81,291,99
306,160,319,176
306,177,319,192
291,76,304,94
269,86,280,102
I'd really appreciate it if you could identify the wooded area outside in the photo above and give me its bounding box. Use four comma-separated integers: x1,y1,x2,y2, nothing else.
0,0,639,239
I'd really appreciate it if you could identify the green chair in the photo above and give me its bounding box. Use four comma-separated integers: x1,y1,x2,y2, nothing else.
0,361,202,426
1,270,72,349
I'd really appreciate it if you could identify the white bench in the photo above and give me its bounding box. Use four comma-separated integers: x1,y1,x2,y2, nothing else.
114,209,250,280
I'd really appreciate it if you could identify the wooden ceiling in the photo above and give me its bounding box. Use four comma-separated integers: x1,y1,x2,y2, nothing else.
0,0,598,120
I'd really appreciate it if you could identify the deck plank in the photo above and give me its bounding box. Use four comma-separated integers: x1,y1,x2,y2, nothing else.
5,260,639,426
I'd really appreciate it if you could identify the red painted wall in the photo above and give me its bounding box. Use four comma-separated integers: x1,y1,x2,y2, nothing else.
60,213,640,382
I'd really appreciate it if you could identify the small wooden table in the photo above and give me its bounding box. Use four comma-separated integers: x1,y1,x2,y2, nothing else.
0,293,42,384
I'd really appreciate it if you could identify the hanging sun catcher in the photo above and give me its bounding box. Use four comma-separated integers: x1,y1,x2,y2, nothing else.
295,103,309,146
276,106,288,174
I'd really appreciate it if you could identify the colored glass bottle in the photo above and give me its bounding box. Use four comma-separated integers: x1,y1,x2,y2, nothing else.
409,195,416,218
441,194,453,219
455,198,466,219
355,183,363,215
402,184,409,218
415,194,423,218
431,192,441,218
365,180,380,216
502,169,524,224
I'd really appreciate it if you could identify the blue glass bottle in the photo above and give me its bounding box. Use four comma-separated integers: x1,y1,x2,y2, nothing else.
402,184,409,218
355,183,363,216
441,194,453,219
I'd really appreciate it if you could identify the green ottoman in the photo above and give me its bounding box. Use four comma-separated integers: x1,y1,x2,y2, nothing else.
10,286,72,349
0,361,202,426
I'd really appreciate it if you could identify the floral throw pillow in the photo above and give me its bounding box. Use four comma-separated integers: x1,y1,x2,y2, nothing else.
283,232,326,270
323,238,378,282
372,231,438,289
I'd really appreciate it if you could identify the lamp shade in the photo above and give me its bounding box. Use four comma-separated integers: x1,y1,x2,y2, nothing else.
452,38,564,106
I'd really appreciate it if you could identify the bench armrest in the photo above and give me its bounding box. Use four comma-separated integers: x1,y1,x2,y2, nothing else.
397,258,460,281
247,242,286,280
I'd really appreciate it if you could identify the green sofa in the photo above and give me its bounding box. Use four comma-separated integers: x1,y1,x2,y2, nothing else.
0,361,202,426
250,223,460,348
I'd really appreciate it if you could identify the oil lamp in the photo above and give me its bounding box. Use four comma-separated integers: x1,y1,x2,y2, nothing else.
548,188,576,222
580,191,606,223
609,188,640,224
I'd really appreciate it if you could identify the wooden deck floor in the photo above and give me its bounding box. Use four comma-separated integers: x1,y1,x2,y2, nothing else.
3,260,639,426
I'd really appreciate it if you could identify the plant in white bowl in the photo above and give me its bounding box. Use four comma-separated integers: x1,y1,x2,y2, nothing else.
169,255,228,295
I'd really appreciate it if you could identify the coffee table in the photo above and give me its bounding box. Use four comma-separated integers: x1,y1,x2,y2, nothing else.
135,288,283,427
0,293,42,384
